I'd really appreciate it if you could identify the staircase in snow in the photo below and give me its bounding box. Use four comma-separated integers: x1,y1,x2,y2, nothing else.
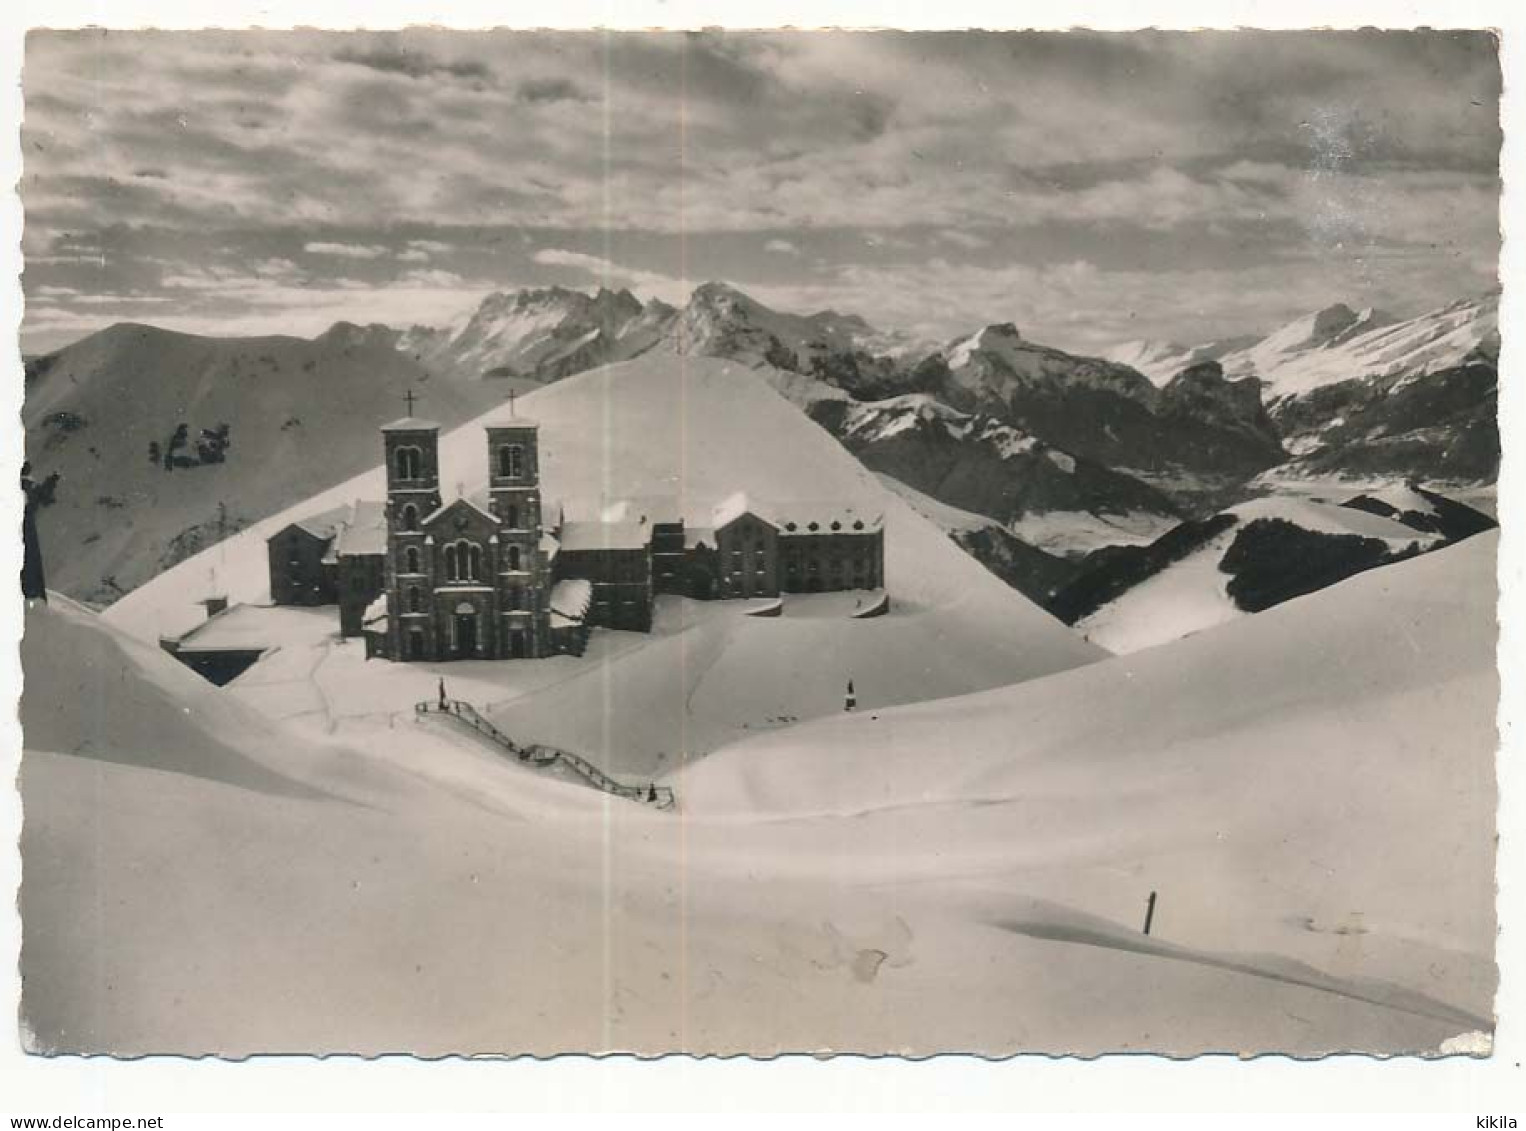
416,697,676,810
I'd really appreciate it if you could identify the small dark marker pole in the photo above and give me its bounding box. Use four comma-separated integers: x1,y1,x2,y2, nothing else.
404,388,418,416
1143,890,1158,936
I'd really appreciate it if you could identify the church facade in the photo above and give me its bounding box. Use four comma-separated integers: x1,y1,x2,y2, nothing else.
378,414,559,662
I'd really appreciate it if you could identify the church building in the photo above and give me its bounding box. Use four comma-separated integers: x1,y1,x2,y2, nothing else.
377,410,558,662
269,396,887,664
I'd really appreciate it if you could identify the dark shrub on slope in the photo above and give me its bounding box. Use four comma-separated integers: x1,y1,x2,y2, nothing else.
1341,486,1497,544
1219,518,1419,614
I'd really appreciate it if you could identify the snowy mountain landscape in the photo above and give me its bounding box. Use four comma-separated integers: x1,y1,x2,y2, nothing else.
13,26,1505,1075
20,348,1499,1056
23,280,1500,615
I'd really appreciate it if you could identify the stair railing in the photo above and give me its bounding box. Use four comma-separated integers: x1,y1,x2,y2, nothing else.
416,698,676,809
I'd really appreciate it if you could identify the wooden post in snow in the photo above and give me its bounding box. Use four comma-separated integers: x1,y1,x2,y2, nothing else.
1143,890,1158,936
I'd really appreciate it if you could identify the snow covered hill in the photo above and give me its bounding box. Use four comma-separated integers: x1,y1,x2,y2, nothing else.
22,323,509,605
1055,489,1492,653
680,533,1498,1051
20,532,1496,1055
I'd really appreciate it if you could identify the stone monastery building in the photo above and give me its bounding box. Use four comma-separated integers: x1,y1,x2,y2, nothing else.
266,405,886,662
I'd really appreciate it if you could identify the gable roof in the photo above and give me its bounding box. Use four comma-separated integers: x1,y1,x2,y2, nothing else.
333,499,388,558
421,495,500,531
271,503,351,545
712,491,777,532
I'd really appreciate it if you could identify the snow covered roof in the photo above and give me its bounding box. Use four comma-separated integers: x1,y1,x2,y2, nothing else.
601,495,683,526
334,499,387,558
712,491,775,531
558,520,651,552
172,603,274,654
775,504,884,536
380,416,441,432
480,405,540,429
549,578,593,627
362,593,389,628
277,504,351,543
540,531,561,561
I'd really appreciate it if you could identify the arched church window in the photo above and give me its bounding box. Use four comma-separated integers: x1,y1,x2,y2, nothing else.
407,586,422,613
401,504,418,531
445,540,480,582
395,445,423,480
405,546,420,573
507,544,522,571
506,504,520,529
498,445,524,479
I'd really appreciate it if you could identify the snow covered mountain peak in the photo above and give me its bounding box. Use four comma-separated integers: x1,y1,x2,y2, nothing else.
1219,292,1496,398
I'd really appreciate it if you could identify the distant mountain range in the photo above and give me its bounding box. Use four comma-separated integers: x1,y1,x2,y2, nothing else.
1107,293,1500,485
23,280,1499,610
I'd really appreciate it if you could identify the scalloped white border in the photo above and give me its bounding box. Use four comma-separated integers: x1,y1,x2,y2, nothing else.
0,2,1519,1115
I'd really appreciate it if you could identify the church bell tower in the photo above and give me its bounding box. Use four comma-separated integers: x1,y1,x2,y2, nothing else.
486,401,549,658
382,394,443,661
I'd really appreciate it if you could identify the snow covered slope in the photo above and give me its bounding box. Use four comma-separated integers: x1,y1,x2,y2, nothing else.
20,596,326,798
682,534,1498,1044
1066,495,1457,654
21,535,1495,1055
1104,334,1259,387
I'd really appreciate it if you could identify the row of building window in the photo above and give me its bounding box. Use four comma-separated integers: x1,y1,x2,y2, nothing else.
723,555,874,574
396,541,530,577
393,444,530,483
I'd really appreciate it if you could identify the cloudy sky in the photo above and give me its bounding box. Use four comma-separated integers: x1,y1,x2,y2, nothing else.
20,28,1500,355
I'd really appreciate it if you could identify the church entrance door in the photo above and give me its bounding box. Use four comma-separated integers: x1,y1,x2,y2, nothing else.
509,629,527,658
454,610,478,658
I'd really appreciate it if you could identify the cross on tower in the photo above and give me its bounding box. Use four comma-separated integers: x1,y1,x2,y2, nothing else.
403,388,419,416
508,389,517,417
